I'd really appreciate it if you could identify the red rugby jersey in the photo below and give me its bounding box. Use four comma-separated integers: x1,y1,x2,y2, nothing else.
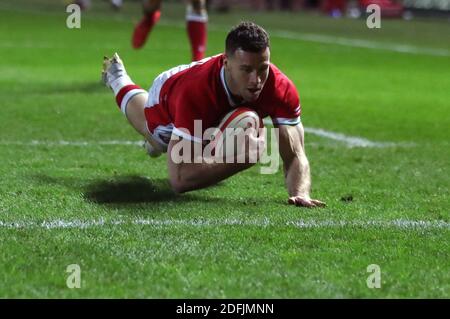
144,54,301,147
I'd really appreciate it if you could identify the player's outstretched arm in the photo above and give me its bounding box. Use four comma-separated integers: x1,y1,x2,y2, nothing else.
277,123,326,208
166,134,264,193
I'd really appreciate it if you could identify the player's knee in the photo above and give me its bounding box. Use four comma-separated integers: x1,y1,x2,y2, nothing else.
144,0,161,12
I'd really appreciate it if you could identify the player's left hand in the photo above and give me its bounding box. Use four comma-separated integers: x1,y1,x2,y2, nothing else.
288,196,326,208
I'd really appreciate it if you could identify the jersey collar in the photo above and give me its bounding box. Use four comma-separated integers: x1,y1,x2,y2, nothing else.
220,66,239,108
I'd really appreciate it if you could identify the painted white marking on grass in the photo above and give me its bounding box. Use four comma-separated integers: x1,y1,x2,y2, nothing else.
271,30,450,57
41,219,107,229
262,119,410,148
0,218,448,230
0,41,125,50
0,140,142,146
4,28,447,57
0,4,448,58
287,219,450,229
160,21,450,57
0,139,327,148
0,126,414,149
303,127,399,148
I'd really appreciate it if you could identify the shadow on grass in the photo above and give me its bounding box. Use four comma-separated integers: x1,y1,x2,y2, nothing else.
85,176,177,204
31,174,223,206
82,176,279,210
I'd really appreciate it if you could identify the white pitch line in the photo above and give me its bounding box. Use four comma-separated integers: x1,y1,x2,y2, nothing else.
0,124,412,149
0,218,448,230
0,5,448,58
303,127,403,148
271,30,450,57
262,120,410,148
160,21,450,58
0,140,143,146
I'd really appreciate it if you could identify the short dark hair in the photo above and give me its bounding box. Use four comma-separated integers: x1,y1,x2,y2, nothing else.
225,22,270,56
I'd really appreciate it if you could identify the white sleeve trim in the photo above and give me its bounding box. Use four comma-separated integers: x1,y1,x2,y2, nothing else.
172,127,203,144
271,117,301,125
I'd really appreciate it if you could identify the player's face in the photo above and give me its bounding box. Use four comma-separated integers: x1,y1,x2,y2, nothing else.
224,47,270,103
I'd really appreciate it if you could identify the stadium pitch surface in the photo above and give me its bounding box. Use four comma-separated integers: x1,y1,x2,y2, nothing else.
0,0,449,298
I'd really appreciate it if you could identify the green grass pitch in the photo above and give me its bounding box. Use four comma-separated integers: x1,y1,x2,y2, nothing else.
0,0,449,298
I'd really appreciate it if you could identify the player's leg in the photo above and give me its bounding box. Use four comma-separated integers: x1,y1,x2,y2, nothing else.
132,0,163,49
186,0,208,61
121,94,149,138
102,53,163,156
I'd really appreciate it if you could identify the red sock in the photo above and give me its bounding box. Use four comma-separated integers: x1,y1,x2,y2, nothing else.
132,10,161,49
187,20,207,61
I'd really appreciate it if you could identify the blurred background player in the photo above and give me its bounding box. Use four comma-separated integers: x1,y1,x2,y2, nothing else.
71,0,123,11
110,0,124,11
132,0,208,62
71,0,91,10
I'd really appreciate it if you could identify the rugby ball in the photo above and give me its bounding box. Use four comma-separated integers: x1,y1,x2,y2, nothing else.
210,107,262,158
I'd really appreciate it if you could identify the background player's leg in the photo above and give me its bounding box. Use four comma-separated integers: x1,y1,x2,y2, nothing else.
186,0,208,61
110,0,123,11
132,0,163,49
